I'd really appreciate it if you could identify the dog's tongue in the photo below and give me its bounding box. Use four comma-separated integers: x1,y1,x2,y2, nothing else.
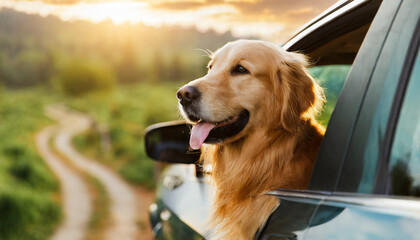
190,122,215,150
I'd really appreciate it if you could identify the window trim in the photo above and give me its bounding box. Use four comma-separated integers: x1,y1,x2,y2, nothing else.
267,189,420,218
284,0,381,57
377,19,420,195
283,0,368,50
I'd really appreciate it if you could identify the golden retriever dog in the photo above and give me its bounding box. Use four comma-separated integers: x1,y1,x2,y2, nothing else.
176,39,325,240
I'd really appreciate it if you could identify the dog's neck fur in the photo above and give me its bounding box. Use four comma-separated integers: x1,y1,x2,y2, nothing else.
203,120,324,240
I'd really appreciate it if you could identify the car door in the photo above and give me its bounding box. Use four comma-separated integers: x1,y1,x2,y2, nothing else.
256,0,411,239
303,0,420,238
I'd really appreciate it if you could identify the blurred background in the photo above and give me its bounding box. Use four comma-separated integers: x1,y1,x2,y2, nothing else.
0,0,345,239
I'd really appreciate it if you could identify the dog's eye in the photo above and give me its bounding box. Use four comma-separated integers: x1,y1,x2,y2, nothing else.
231,65,249,75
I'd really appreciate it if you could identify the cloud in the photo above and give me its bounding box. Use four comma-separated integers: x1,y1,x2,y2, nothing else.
150,0,223,10
149,0,336,41
151,0,334,14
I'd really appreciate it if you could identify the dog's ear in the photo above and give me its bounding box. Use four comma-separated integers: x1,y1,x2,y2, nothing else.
277,52,325,133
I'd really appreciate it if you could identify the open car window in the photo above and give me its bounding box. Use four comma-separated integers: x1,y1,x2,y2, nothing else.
289,1,382,128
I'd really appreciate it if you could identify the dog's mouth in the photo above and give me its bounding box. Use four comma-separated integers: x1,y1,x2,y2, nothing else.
189,110,250,150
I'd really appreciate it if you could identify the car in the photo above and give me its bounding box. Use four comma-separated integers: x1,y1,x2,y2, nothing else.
145,0,420,239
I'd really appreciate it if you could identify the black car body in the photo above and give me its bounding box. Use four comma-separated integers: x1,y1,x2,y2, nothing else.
146,0,420,239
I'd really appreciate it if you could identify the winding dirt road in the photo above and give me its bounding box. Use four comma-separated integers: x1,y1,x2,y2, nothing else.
36,105,143,240
36,126,92,240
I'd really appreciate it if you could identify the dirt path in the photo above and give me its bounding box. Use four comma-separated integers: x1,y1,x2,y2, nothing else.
46,105,140,240
36,126,92,240
36,104,146,240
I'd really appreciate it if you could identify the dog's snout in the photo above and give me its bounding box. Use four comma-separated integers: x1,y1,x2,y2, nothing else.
177,86,200,106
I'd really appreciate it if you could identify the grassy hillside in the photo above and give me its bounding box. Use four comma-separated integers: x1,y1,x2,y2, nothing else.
0,83,179,237
0,88,61,240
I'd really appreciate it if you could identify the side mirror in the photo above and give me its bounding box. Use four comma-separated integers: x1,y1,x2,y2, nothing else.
145,120,201,164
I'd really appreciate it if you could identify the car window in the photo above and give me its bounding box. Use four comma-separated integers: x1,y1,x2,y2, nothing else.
310,65,351,127
387,47,420,197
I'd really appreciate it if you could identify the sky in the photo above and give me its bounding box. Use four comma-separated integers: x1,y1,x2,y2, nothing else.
0,0,339,43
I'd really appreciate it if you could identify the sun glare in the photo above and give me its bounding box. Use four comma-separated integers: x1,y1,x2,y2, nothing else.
0,1,151,25
0,0,301,42
66,1,151,25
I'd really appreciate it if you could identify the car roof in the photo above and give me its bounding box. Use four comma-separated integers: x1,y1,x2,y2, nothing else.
283,0,382,65
283,0,371,50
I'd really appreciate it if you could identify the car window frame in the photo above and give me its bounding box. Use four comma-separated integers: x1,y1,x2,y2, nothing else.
284,0,379,54
306,0,401,192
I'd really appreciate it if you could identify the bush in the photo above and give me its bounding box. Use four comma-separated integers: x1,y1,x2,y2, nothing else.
57,58,115,96
0,186,61,240
119,148,155,189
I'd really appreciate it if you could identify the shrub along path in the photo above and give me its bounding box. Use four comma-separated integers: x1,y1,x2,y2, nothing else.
37,104,142,240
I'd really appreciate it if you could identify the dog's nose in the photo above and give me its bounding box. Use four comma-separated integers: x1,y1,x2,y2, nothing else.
177,86,199,106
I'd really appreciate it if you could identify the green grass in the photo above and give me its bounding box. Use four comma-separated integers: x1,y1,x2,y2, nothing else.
0,82,178,239
68,82,180,189
0,88,61,240
85,175,110,240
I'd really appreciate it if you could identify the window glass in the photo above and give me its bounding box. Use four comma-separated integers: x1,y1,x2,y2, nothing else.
388,48,420,197
310,65,351,127
333,0,418,194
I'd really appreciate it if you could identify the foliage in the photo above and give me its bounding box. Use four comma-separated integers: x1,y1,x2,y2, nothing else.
310,65,351,126
0,89,61,240
56,58,115,96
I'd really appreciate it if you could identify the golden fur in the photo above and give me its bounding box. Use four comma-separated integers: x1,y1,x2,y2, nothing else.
179,40,325,240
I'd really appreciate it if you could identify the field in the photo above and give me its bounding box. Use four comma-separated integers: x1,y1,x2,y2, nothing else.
0,82,179,238
0,88,61,240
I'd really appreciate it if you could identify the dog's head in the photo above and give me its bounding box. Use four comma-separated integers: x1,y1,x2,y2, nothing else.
177,40,324,150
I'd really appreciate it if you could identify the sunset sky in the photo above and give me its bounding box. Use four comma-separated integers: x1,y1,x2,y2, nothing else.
0,0,338,43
